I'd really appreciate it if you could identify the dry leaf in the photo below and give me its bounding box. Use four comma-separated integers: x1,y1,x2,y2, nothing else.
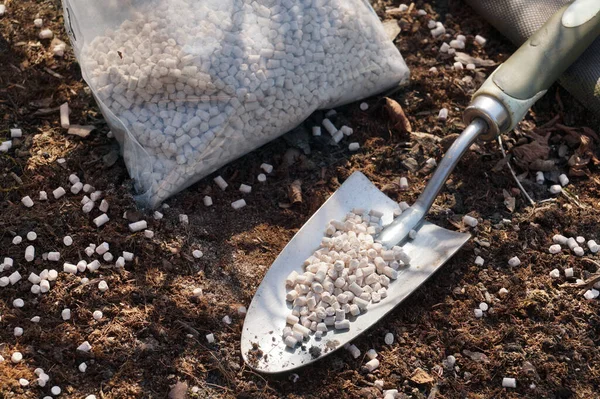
463,349,490,363
410,368,434,385
512,131,551,168
568,134,594,176
288,180,302,204
503,189,515,213
384,97,412,134
492,155,511,172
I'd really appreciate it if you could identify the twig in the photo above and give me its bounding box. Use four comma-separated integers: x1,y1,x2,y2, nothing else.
497,136,536,206
560,187,585,209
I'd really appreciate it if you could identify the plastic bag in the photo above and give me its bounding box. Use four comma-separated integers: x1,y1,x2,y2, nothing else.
62,0,409,208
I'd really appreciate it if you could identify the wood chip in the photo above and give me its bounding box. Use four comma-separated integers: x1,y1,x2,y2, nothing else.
68,125,95,138
288,179,302,204
410,367,434,384
384,97,412,134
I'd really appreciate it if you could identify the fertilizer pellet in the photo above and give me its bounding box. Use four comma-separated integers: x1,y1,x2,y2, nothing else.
508,256,521,267
193,288,203,297
9,271,22,285
549,244,561,254
93,310,103,321
453,62,464,70
417,9,427,16
203,196,213,206
567,237,578,250
103,252,114,262
239,184,252,194
498,287,509,297
25,245,35,262
64,263,78,274
13,298,24,307
475,35,487,46
63,235,73,246
144,230,154,238
479,302,489,311
123,251,134,261
14,327,23,336
438,108,448,121
552,234,568,244
53,187,66,199
347,344,361,359
26,231,37,241
588,240,599,253
21,196,34,207
340,126,353,136
463,215,478,227
192,250,203,259
93,214,109,227
457,34,466,42
48,252,60,261
98,280,109,292
153,211,163,220
39,28,53,39
83,184,93,193
322,119,338,136
76,261,87,272
474,308,483,318
257,174,267,183
564,267,574,278
312,126,322,136
79,362,88,373
99,199,109,212
62,308,71,320
431,22,446,37
13,235,22,244
549,185,562,194
206,333,215,344
10,128,22,137
474,256,484,266
179,214,189,225
348,142,360,151
71,182,83,194
439,42,450,53
574,246,584,256
129,220,147,232
365,359,380,372
384,332,394,345
33,17,43,27
427,20,437,29
90,191,102,202
360,102,369,111
214,176,228,190
399,177,408,190
223,315,232,324
365,349,378,360
232,199,246,210
261,164,274,174
576,236,585,244
466,63,476,70
39,191,47,200
536,171,545,184
549,269,560,279
502,378,517,388
449,39,465,49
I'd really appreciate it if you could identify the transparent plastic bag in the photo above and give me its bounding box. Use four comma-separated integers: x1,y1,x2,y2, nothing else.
62,0,409,208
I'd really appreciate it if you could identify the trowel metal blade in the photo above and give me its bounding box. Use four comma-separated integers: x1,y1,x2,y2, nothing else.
241,171,470,373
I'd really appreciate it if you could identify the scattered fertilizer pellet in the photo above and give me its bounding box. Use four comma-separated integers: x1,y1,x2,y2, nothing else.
261,163,274,174
62,308,71,320
153,211,163,220
588,240,599,253
48,251,60,261
193,288,203,297
574,247,584,256
466,63,476,70
508,257,521,267
98,280,108,292
384,332,394,345
99,199,109,212
93,214,109,227
179,214,189,225
439,42,450,53
83,184,93,193
92,310,103,320
312,126,322,136
144,230,154,238
417,9,427,16
53,186,66,199
474,308,483,318
51,386,61,395
60,102,70,129
79,362,87,373
536,171,545,184
0,4,6,16
9,271,22,285
77,341,92,352
39,191,48,201
25,245,35,262
360,102,369,111
549,244,561,254
479,302,489,311
567,237,578,250
559,174,569,186
21,196,34,207
427,20,437,29
399,177,409,190
549,269,560,278
340,126,353,136
63,235,73,246
449,39,465,49
90,191,102,201
34,17,43,27
374,380,384,390
346,345,361,359
576,236,585,244
502,377,517,388
438,108,448,121
322,118,338,136
475,35,487,46
129,220,147,232
214,176,228,191
192,250,203,259
13,235,22,244
453,62,464,70
77,261,87,272
564,268,574,278
431,22,445,37
237,306,247,316
64,263,78,274
19,378,29,387
474,256,484,266
103,252,114,262
39,28,53,39
239,184,252,194
222,315,232,325
257,174,267,183
14,327,23,336
463,215,478,227
549,185,562,194
365,359,380,372
10,128,22,137
429,66,438,73
81,200,94,212
203,196,213,206
123,251,134,261
206,333,215,344
232,199,247,210
26,231,37,241
348,142,360,151
498,287,509,297
11,352,23,363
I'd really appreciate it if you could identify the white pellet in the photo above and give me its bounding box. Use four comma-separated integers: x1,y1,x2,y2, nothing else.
63,235,73,246
153,211,163,220
475,35,487,46
439,42,450,53
427,20,437,29
83,184,93,193
21,196,34,207
98,280,109,292
34,18,43,27
25,231,37,242
13,235,22,244
193,288,203,297
457,34,466,42
588,240,599,253
549,269,560,278
144,230,154,238
384,332,394,345
508,256,521,267
322,118,338,136
438,108,448,121
365,349,378,360
312,126,322,136
340,126,353,136
553,234,568,245
502,377,517,388
179,214,189,224
60,103,70,129
261,163,274,174
564,267,574,278
28,272,41,284
365,359,380,372
99,199,109,212
257,173,267,183
474,308,483,318
417,9,427,16
192,250,203,259
360,102,369,111
39,28,53,39
450,39,465,49
536,171,545,184
463,215,478,227
576,236,585,244
347,344,361,359
431,23,446,37
93,213,109,227
206,333,215,344
93,310,103,320
223,315,232,324
466,63,476,70
348,142,360,151
77,260,87,272
90,190,102,201
549,185,562,194
558,174,569,186
232,199,246,210
498,287,509,297
474,256,484,266
13,298,25,307
10,128,22,137
239,184,252,194
203,196,213,206
479,302,489,311
62,308,71,320
77,341,92,352
123,251,134,261
71,182,83,194
11,352,23,363
453,62,464,70
53,186,66,199
14,327,23,336
47,251,61,261
399,177,408,190
9,271,22,285
63,263,78,274
0,4,5,16
79,362,88,373
25,245,35,262
103,252,114,262
549,244,561,254
214,175,228,190
574,246,584,256
129,220,147,232
39,191,48,200
567,237,578,250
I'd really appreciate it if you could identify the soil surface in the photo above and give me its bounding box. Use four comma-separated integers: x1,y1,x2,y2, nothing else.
1,1,599,398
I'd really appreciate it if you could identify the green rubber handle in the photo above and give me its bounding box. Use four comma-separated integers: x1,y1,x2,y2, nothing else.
493,2,600,100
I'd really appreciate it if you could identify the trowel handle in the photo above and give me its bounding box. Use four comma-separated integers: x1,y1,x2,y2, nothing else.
464,1,600,141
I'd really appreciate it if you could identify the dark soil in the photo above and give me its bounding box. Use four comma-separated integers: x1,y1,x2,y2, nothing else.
1,0,599,398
